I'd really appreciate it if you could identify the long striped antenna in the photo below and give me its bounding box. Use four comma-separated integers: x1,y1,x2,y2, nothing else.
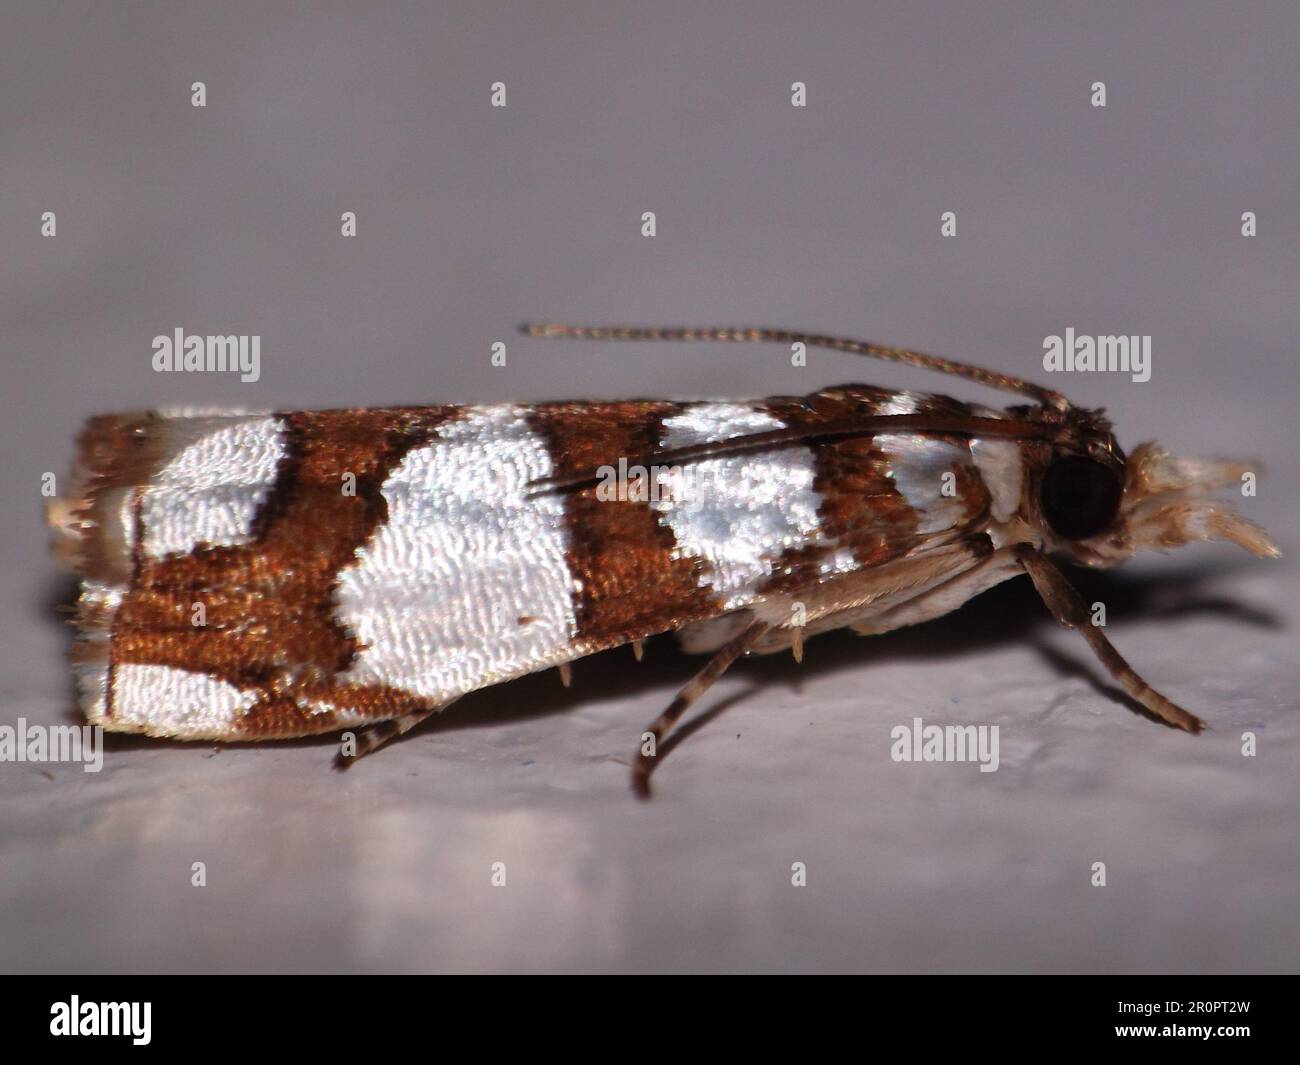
522,322,1070,411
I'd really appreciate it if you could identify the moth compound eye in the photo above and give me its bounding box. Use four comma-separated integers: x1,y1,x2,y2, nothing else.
1040,456,1123,541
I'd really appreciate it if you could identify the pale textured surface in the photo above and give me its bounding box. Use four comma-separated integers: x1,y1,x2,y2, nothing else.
139,415,285,560
110,664,259,734
655,402,821,607
1,2,1296,973
337,406,578,700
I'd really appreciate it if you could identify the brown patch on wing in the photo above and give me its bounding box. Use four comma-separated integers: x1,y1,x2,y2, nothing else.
62,386,1009,740
758,387,992,595
105,407,460,735
528,401,719,648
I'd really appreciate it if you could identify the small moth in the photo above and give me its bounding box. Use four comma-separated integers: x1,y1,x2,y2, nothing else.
49,324,1278,796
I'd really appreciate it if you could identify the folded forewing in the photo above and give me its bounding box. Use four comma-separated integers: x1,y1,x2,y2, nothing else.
55,387,1006,739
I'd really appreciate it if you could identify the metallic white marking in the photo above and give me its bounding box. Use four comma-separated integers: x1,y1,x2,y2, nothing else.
335,406,576,701
970,436,1024,523
111,664,257,733
81,579,125,614
876,432,973,534
139,416,286,559
653,403,822,609
818,546,859,577
873,392,975,535
878,391,921,416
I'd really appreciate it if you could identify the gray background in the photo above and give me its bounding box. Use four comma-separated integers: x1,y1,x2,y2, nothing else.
2,1,1297,973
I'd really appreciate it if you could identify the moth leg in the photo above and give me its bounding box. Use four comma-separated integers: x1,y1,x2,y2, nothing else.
632,619,771,799
335,697,461,767
843,541,1025,638
1015,546,1206,733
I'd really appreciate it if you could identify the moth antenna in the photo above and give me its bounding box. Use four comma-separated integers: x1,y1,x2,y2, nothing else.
523,322,1070,411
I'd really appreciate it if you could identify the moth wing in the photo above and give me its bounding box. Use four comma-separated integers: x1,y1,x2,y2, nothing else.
54,394,1017,740
529,393,1017,654
54,408,460,739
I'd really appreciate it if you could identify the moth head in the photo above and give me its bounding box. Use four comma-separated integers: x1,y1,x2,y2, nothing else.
1038,442,1279,567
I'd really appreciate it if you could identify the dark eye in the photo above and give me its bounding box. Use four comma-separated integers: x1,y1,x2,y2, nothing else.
1040,456,1123,541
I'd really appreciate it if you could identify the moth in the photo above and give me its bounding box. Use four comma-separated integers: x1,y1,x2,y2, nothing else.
50,323,1278,796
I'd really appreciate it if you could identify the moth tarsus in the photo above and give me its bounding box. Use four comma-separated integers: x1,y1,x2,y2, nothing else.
337,699,459,768
1015,547,1206,734
52,323,1277,796
633,619,773,800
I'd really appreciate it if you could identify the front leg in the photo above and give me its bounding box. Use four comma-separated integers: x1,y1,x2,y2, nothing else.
1014,546,1206,733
